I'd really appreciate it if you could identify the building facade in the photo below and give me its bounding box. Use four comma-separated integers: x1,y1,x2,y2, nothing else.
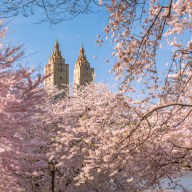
74,46,94,89
44,41,94,92
44,41,69,90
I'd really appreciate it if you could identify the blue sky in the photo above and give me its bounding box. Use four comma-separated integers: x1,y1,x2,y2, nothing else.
4,10,117,87
3,4,191,93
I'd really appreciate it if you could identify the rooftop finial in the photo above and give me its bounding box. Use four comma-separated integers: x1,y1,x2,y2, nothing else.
77,43,88,63
80,43,85,52
52,39,61,57
55,38,59,48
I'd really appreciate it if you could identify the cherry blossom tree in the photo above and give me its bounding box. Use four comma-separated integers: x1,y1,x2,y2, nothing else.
95,2,192,190
44,83,138,191
95,0,191,95
34,1,191,189
44,83,191,192
0,0,191,191
0,23,50,191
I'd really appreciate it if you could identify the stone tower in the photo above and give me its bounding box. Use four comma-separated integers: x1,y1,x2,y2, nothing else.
44,40,69,91
74,45,94,89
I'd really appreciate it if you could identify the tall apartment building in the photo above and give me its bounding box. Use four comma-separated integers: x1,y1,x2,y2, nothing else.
44,40,69,91
74,46,94,89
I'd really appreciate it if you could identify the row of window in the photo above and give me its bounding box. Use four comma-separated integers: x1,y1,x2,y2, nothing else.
60,76,68,80
47,77,68,81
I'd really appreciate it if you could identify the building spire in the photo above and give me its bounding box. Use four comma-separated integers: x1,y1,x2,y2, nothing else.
74,44,94,91
77,44,87,63
52,39,61,57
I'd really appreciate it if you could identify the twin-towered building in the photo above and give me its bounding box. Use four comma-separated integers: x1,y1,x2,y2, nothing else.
44,40,94,91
